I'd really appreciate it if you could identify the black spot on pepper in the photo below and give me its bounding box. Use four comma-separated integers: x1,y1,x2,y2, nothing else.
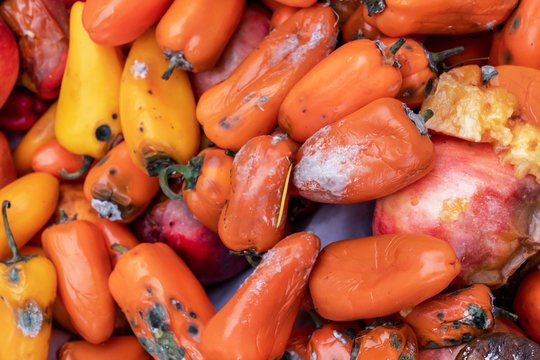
390,332,402,350
170,298,183,311
504,52,511,64
437,313,445,320
169,222,174,227
148,89,153,95
426,341,439,349
405,44,413,51
453,321,461,329
462,333,473,342
189,312,197,319
467,304,489,329
112,113,118,120
188,324,198,336
321,115,326,119
138,127,143,133
95,124,112,141
219,117,231,129
9,267,19,283
302,109,306,113
147,287,152,294
443,338,462,346
109,169,117,175
130,319,137,327
512,17,520,31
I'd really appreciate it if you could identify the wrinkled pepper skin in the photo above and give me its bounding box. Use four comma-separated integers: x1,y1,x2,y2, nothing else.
292,97,434,204
156,0,245,74
279,38,403,143
489,0,540,69
0,201,57,360
58,336,151,360
341,4,382,42
309,233,461,321
42,219,116,344
82,0,173,46
400,284,494,348
196,4,338,151
0,0,69,99
307,322,361,359
13,102,57,176
56,1,123,159
200,232,320,360
0,172,59,261
109,242,216,360
361,0,517,37
218,134,294,253
119,28,200,177
354,324,419,360
83,141,160,223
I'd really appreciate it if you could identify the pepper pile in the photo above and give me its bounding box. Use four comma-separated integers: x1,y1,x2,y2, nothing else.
0,0,540,359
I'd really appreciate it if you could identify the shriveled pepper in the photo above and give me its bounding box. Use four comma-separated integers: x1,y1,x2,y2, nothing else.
0,200,57,360
0,172,59,260
196,4,338,151
279,38,404,143
341,4,381,42
156,0,246,76
0,0,69,99
200,232,321,360
109,242,216,360
119,27,200,176
42,217,116,344
218,134,294,253
307,321,361,359
292,97,434,203
400,284,495,348
354,324,419,359
83,141,160,223
52,182,99,224
58,336,151,360
56,1,123,162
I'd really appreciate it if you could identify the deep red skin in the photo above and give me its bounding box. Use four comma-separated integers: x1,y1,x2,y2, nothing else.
131,197,248,285
419,345,464,360
373,135,540,288
0,88,49,130
0,18,18,109
189,2,271,100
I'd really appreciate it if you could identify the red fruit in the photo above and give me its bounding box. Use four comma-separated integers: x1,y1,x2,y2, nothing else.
513,270,540,342
189,3,271,100
419,345,465,360
0,88,49,131
373,135,540,288
0,18,18,108
131,196,248,284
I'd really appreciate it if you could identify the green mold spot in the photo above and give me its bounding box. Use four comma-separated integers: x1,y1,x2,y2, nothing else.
390,332,402,350
512,17,520,31
17,300,43,338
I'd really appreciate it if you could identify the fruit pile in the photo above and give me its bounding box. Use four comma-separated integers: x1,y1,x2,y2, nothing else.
0,0,539,359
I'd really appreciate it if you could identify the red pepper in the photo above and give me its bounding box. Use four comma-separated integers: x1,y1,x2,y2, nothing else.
0,88,49,131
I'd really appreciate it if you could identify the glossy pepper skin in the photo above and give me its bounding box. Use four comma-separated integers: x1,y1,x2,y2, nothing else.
119,28,200,177
282,326,315,359
0,131,17,189
0,17,18,108
0,201,57,360
514,270,540,342
218,134,294,253
82,0,172,46
0,172,59,261
400,284,494,348
341,4,382,42
361,0,517,37
156,0,245,75
31,139,86,180
58,336,151,360
354,324,419,359
13,102,57,176
196,4,338,151
309,233,461,321
279,38,403,143
83,141,160,223
93,218,139,268
109,242,216,360
307,322,361,359
292,97,434,204
0,0,69,99
56,1,123,160
489,0,540,69
201,232,321,360
42,218,116,344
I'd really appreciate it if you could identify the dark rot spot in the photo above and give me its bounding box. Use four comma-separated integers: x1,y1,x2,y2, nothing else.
9,267,19,283
512,17,520,31
189,312,197,319
404,44,413,51
147,303,169,332
138,127,143,133
462,333,473,342
130,318,137,328
302,109,306,113
188,323,198,336
147,287,152,294
453,321,461,329
426,341,439,348
503,52,511,64
321,115,326,119
170,298,183,311
437,313,445,320
467,304,490,329
95,124,112,142
344,328,356,341
390,332,402,350
219,117,231,129
109,169,117,175
443,338,463,346
148,89,153,95
112,113,118,120
169,222,174,228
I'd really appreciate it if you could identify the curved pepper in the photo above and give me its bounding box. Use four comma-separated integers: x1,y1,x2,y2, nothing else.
59,336,151,360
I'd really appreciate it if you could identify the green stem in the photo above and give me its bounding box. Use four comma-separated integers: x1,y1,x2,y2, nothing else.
111,243,129,254
159,164,188,200
389,38,406,55
361,0,386,16
403,104,430,136
162,51,193,80
493,306,519,323
308,309,326,329
427,46,464,72
2,200,22,263
58,155,93,180
481,65,498,82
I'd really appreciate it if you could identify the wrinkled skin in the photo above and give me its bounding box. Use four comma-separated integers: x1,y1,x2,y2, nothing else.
373,135,540,288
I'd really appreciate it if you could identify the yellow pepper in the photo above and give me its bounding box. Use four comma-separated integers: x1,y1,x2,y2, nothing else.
0,200,57,360
119,27,200,176
12,102,57,176
56,2,123,162
0,172,59,260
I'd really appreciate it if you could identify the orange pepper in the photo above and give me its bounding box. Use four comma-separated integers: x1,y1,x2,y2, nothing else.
272,0,317,7
52,297,79,335
0,130,17,188
160,147,234,233
52,182,99,224
59,336,151,360
309,233,461,321
307,322,362,359
200,232,320,360
361,0,517,37
424,32,492,68
218,134,294,253
156,0,246,75
93,217,139,267
196,4,338,151
283,326,316,359
83,141,160,223
292,97,434,203
354,324,419,359
42,218,116,344
279,38,404,143
262,0,284,11
31,139,87,181
270,5,299,30
379,37,463,108
514,270,540,342
341,4,382,41
82,0,173,46
400,284,495,348
109,242,216,360
12,101,56,176
489,0,540,69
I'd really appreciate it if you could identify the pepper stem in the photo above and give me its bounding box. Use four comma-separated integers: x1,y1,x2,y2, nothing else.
493,306,519,323
403,104,431,136
159,164,191,200
58,155,94,180
2,200,23,263
427,46,464,73
308,309,326,329
389,38,406,55
162,51,193,80
361,0,386,16
111,243,129,254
